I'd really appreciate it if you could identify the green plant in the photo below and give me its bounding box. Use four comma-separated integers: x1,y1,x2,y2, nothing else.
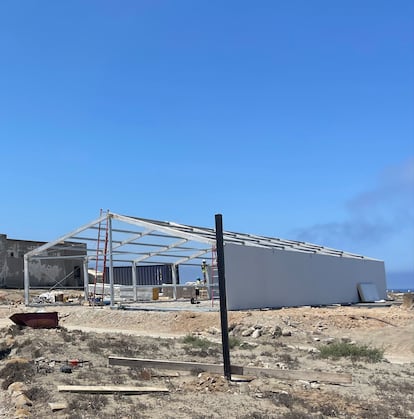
228,336,241,349
182,334,212,350
0,362,36,389
318,341,384,363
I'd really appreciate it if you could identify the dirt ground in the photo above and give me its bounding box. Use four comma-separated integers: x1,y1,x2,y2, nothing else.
0,291,413,418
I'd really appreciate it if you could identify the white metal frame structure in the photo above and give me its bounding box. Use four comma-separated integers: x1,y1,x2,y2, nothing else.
24,211,378,307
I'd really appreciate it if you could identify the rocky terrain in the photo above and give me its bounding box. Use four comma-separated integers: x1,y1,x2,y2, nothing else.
0,291,413,418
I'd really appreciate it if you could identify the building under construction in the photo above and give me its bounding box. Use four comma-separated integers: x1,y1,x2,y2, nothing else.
23,211,387,309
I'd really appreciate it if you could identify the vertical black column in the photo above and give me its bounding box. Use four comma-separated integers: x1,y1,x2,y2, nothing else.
215,214,231,380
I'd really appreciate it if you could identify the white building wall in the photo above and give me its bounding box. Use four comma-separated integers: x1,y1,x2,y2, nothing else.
224,244,386,310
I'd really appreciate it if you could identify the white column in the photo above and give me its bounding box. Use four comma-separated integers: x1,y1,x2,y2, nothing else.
24,256,30,305
172,264,177,300
108,214,115,307
83,258,89,302
132,261,137,302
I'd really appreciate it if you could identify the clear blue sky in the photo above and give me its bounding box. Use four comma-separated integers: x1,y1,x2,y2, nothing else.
1,1,413,288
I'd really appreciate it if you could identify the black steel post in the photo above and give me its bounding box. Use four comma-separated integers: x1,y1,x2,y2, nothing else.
215,213,232,380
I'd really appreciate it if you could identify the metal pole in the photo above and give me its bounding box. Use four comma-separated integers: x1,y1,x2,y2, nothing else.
108,214,115,307
24,256,30,305
172,264,177,300
83,258,89,302
215,214,231,380
132,261,137,302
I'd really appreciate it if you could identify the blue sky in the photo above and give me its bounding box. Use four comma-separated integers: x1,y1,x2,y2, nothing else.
0,1,413,288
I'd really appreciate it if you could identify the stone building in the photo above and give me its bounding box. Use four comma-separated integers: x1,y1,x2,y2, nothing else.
0,234,85,288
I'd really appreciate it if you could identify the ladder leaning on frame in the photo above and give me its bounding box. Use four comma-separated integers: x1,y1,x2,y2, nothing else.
91,209,109,305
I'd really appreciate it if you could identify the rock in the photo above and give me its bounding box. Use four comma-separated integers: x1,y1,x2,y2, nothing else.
253,324,263,330
207,327,220,335
298,380,310,389
271,326,282,337
14,394,33,408
252,329,262,339
310,382,321,389
228,323,238,331
8,382,28,395
275,362,288,370
313,337,321,342
241,328,254,337
48,402,68,412
281,329,291,337
307,347,320,354
322,338,335,344
13,408,30,418
5,335,15,347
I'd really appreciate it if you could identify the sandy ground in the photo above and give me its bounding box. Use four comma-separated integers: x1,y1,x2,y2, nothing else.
0,292,413,418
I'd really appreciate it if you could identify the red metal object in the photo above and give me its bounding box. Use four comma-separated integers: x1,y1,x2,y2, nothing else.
9,312,59,329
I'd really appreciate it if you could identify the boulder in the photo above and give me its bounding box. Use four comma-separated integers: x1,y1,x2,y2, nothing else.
8,382,28,395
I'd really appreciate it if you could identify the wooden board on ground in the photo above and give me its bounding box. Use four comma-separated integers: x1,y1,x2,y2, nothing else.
108,356,352,384
57,385,169,394
48,402,68,411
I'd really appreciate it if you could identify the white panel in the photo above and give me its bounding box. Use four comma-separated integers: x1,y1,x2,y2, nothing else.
224,244,386,310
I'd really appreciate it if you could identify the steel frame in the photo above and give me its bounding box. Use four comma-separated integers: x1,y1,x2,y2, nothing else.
24,210,374,306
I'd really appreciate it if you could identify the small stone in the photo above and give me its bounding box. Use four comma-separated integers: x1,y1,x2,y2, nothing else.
5,335,15,347
310,382,321,389
253,324,263,330
48,402,68,412
322,338,335,344
207,327,220,335
313,337,320,342
252,329,262,339
242,328,254,337
271,326,282,337
281,329,291,337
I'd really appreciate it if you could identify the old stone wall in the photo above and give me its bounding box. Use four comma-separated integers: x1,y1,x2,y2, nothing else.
0,234,85,288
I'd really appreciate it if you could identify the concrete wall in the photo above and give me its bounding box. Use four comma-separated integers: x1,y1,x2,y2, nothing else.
224,243,387,310
0,234,85,288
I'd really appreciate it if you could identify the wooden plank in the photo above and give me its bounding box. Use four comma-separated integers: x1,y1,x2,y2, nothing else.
242,366,352,384
108,356,244,375
57,385,169,394
108,356,352,384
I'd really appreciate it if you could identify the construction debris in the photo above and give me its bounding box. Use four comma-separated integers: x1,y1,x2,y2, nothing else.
108,356,352,384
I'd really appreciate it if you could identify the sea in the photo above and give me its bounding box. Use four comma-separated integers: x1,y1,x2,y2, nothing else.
386,289,412,293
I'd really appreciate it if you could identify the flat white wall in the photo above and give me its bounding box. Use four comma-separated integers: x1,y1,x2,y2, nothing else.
224,244,386,310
